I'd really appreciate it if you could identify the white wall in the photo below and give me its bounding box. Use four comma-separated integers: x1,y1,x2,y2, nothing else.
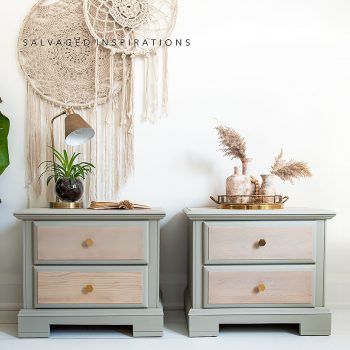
0,0,350,312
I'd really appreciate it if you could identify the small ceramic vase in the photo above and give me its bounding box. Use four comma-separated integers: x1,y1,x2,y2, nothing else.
226,165,252,204
260,174,277,203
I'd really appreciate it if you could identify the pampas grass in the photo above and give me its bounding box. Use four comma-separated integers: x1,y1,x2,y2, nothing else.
271,149,312,184
216,125,247,163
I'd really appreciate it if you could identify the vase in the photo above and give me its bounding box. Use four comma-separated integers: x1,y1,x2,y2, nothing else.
55,178,83,202
260,174,277,203
242,158,256,197
226,166,252,203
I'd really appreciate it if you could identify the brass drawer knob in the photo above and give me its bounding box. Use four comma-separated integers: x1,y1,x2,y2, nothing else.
82,238,94,248
257,283,266,293
82,284,94,294
258,239,267,247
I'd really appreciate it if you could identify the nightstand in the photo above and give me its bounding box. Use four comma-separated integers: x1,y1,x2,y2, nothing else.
14,208,165,338
184,207,335,337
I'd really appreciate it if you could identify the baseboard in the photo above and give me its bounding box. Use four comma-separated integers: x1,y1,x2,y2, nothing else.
0,303,21,324
327,303,350,309
0,276,22,324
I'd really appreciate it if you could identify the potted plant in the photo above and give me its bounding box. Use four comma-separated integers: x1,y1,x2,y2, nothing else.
40,147,95,203
0,97,10,203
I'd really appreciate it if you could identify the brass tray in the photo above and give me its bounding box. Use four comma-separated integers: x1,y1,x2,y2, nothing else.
210,195,289,210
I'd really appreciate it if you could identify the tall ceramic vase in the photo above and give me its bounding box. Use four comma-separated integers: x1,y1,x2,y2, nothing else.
226,160,255,204
260,174,277,203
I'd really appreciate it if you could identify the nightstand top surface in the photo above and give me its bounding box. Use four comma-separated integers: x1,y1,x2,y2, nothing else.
184,207,336,220
14,208,166,220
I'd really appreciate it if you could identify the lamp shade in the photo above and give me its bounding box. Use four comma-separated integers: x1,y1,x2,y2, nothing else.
64,111,95,146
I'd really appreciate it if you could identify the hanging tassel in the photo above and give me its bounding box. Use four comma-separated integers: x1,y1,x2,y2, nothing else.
26,84,41,203
94,45,99,111
109,50,115,102
150,50,159,118
128,54,135,120
142,52,150,122
161,45,169,118
120,53,128,125
124,57,134,179
92,102,99,201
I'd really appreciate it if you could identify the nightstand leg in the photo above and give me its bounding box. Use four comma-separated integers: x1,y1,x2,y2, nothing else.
299,314,331,336
132,315,164,337
18,314,50,338
187,316,219,337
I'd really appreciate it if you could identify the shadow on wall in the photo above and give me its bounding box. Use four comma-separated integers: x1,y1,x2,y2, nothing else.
160,211,188,310
159,197,214,310
0,216,22,306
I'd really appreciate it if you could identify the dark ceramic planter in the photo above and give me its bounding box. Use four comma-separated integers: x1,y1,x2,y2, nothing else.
55,178,83,202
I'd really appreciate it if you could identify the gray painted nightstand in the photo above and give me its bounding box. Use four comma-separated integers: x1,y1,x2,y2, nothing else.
184,207,336,337
14,208,166,338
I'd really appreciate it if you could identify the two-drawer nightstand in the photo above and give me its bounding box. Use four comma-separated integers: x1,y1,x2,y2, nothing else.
14,208,165,338
184,207,335,337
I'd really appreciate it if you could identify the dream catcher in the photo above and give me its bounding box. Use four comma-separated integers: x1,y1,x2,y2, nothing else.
83,0,178,122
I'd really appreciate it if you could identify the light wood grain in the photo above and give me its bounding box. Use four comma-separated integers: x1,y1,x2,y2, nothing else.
208,224,314,261
37,271,144,305
36,224,146,261
208,269,313,305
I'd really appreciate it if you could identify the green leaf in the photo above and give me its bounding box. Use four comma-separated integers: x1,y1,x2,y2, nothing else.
46,175,56,186
0,109,10,176
49,147,65,166
67,152,80,174
40,147,95,186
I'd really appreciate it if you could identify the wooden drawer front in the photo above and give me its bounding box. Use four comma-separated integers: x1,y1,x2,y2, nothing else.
204,221,316,264
35,267,148,308
204,266,315,308
34,221,149,264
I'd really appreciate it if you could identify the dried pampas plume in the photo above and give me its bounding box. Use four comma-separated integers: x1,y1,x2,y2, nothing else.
216,125,247,163
271,149,312,184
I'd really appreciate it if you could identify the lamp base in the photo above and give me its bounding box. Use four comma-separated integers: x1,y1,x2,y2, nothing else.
50,201,83,209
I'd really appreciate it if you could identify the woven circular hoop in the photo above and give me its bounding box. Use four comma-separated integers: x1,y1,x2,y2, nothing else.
18,0,125,108
83,0,177,55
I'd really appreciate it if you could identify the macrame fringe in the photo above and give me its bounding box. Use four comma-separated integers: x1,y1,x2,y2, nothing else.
142,53,150,122
141,47,169,123
94,45,99,111
26,43,170,206
162,45,169,118
121,53,128,125
125,54,134,179
26,84,42,205
151,50,159,116
26,86,97,207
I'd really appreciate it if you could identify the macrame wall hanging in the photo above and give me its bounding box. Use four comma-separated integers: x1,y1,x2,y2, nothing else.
83,0,177,122
18,0,177,206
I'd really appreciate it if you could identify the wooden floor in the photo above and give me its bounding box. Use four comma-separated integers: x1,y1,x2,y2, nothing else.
0,309,349,350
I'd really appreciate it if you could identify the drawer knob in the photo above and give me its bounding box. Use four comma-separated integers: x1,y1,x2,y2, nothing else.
82,284,94,294
82,238,94,248
257,283,266,293
258,239,267,247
